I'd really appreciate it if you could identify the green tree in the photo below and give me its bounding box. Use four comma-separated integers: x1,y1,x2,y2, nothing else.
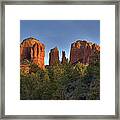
74,62,88,77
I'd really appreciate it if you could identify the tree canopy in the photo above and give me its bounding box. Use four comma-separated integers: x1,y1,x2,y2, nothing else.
20,60,100,100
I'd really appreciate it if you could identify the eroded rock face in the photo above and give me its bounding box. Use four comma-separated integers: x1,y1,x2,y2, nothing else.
49,47,59,66
70,40,100,64
20,37,45,69
61,51,67,64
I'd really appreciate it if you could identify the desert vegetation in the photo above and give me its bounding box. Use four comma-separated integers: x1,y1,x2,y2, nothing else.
20,58,100,100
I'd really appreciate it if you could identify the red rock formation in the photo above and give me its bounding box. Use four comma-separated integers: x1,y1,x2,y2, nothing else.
61,51,67,64
20,37,45,69
70,40,100,64
49,47,59,66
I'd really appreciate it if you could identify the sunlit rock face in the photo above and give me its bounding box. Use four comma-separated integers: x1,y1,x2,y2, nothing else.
49,47,59,66
70,40,100,64
20,37,45,69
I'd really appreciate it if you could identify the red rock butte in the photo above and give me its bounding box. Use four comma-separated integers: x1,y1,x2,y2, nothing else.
70,40,100,64
20,37,45,69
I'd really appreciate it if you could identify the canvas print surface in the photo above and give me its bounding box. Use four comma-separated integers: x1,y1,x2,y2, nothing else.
20,20,100,100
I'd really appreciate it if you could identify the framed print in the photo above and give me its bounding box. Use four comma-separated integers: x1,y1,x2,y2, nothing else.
0,0,119,119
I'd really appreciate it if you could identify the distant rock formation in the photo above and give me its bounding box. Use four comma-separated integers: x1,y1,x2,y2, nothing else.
70,40,100,64
61,51,67,64
20,37,100,70
20,37,45,69
49,47,59,66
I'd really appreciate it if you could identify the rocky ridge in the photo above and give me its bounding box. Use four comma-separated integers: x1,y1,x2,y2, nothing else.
20,38,100,72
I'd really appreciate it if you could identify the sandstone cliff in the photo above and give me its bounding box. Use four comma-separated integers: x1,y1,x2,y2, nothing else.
70,40,100,64
20,37,45,69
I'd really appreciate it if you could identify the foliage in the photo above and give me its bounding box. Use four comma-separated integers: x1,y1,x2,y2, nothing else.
20,60,100,100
